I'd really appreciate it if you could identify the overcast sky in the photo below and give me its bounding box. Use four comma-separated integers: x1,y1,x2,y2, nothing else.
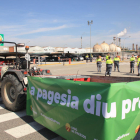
0,0,140,48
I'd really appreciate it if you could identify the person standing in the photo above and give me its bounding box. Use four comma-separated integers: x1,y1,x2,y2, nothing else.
114,55,120,72
137,55,140,76
96,55,102,72
106,53,110,71
58,56,60,62
85,54,89,63
91,54,93,58
106,53,110,61
130,54,135,73
91,54,93,62
105,56,113,76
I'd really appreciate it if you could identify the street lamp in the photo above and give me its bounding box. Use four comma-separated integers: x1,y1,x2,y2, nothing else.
81,32,85,49
87,20,93,59
63,44,67,56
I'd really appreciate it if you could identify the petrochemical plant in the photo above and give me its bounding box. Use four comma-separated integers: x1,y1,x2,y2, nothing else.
0,41,122,55
93,41,121,53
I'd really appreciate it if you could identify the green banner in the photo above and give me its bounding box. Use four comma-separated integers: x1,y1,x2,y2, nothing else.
0,34,4,46
26,76,140,140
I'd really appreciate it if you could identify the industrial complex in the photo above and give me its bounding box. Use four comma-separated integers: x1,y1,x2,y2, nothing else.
0,41,122,56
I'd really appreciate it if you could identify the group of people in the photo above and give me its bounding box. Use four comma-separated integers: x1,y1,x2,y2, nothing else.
85,54,93,63
96,53,140,76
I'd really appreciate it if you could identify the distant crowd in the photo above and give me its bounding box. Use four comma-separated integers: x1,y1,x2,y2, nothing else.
85,53,140,76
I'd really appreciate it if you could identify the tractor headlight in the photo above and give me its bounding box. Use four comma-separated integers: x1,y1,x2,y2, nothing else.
32,66,37,70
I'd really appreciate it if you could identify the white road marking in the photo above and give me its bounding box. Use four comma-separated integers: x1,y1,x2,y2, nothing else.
0,104,5,109
5,121,44,138
0,110,26,123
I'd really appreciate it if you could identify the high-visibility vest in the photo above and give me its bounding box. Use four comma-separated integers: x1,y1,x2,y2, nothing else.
86,55,89,58
114,57,120,62
96,58,102,62
106,59,113,64
106,55,109,60
130,57,135,62
137,58,140,66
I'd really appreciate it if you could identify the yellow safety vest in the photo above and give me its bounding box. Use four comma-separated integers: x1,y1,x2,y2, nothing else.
114,57,120,62
96,58,102,62
106,55,109,60
130,57,135,62
137,58,140,66
106,59,113,64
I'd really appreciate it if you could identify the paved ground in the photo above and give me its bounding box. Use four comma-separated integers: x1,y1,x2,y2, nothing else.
36,60,139,77
1,60,140,140
0,97,65,140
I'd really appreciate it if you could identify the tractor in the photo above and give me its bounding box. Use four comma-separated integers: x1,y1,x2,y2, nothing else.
0,41,51,111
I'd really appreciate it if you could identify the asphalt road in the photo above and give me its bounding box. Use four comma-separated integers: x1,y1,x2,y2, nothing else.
36,60,140,77
0,97,65,140
1,60,140,140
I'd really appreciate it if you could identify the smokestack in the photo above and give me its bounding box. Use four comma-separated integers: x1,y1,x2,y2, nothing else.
136,44,138,51
119,38,121,47
113,37,116,45
132,44,134,50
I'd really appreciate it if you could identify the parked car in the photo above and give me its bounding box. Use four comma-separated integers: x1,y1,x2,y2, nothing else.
78,56,84,61
72,56,84,61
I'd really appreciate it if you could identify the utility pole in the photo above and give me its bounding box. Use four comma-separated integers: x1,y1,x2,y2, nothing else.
87,20,93,60
81,36,82,48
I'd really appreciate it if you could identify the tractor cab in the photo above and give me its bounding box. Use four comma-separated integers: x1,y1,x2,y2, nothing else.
0,41,51,111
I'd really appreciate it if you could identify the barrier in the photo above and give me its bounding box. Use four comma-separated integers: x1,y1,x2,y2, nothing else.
27,76,140,140
33,59,36,64
69,58,71,64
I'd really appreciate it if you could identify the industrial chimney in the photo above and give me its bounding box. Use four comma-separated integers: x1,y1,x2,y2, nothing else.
119,38,121,47
113,37,116,45
132,44,134,50
136,44,138,51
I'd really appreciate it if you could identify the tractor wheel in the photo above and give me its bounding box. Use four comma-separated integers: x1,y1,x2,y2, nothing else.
1,74,26,111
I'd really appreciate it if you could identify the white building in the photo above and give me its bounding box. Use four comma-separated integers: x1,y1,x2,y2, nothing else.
0,46,9,52
54,47,64,52
43,46,55,53
85,48,92,53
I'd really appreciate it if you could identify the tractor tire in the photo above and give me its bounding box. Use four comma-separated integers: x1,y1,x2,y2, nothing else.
1,74,26,111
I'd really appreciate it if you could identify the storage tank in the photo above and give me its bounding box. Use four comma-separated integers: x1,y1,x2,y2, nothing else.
109,43,117,52
93,44,102,52
100,41,110,52
116,47,121,52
